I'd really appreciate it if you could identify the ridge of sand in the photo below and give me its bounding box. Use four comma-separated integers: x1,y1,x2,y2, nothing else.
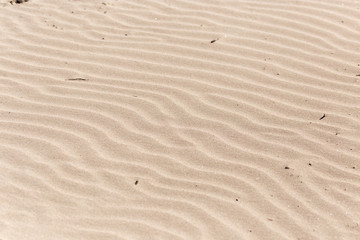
0,0,360,239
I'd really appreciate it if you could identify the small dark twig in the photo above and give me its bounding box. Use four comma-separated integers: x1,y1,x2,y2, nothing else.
10,0,28,4
319,114,326,120
66,78,87,81
210,38,219,43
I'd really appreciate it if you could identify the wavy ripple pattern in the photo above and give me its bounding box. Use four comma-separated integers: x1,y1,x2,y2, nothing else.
0,0,360,239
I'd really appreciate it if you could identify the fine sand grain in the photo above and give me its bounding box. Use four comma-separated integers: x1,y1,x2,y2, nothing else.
1,0,360,239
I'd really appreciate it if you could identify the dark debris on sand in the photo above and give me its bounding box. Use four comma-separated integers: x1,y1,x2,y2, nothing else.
10,0,29,4
66,78,88,81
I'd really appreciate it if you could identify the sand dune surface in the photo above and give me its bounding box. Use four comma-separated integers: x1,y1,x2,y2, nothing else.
1,0,360,239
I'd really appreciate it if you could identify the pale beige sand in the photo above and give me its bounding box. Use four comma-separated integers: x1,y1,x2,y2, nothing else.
0,0,360,239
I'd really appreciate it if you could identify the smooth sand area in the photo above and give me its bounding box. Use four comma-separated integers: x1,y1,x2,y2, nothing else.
0,0,360,239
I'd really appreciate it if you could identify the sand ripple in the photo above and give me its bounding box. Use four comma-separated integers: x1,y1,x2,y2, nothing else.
0,0,360,239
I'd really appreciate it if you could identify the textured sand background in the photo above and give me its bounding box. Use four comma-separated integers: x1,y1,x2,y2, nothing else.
1,0,360,239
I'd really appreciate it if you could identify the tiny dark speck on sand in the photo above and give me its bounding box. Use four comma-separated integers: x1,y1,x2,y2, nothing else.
135,180,139,185
319,114,326,120
12,0,28,4
66,78,87,81
284,166,290,169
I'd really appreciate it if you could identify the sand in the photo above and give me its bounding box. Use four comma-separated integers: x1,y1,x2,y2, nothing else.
0,0,360,239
